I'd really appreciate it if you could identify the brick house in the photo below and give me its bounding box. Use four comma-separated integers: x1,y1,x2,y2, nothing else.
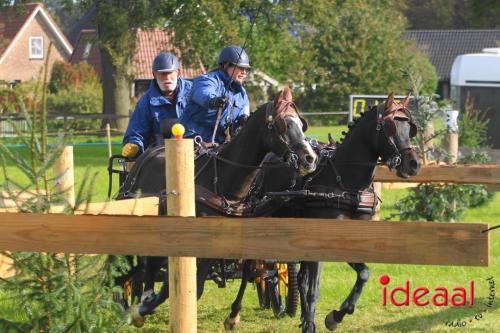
70,28,205,97
0,3,73,85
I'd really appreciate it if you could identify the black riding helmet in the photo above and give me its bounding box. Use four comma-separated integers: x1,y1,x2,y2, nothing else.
152,52,180,74
217,45,251,68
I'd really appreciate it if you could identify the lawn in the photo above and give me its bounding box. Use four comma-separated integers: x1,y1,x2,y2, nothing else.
0,129,498,332
116,192,499,333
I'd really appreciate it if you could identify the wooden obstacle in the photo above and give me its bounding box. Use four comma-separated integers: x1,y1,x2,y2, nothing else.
0,212,489,267
0,142,495,332
0,197,159,216
374,164,500,184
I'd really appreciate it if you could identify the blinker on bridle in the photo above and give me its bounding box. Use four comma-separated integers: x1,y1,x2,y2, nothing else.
376,104,417,170
264,101,306,170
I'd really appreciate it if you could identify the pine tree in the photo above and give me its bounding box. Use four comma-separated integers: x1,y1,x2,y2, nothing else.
0,45,129,333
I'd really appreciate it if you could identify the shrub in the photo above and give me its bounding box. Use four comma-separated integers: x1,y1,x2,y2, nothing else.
393,145,493,222
47,80,102,131
47,61,102,131
458,93,489,148
49,61,99,93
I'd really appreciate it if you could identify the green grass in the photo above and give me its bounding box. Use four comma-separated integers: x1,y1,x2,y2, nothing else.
1,130,498,332
116,191,499,332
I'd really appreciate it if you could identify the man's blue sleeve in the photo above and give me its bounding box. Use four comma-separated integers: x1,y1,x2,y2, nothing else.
191,76,219,108
122,99,152,154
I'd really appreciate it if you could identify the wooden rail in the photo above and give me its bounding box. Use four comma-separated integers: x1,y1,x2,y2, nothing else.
374,164,500,184
0,213,489,267
0,197,160,215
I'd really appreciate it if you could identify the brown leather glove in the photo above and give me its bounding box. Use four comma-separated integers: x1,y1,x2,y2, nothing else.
121,143,139,157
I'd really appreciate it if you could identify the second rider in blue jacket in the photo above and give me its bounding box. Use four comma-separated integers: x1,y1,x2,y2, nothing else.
180,45,250,144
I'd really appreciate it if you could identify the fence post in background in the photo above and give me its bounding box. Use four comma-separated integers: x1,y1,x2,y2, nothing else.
165,125,196,333
443,110,459,164
373,182,382,221
106,123,112,158
53,146,75,208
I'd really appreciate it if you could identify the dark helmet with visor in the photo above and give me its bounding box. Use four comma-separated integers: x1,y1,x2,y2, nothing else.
217,45,250,68
152,52,180,73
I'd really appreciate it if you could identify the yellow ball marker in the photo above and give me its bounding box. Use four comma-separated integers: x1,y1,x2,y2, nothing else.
172,123,185,140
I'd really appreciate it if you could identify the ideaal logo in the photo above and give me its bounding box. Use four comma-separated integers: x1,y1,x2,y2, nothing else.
379,274,474,307
379,275,495,328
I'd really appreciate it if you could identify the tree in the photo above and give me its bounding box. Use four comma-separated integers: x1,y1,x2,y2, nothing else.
292,0,437,114
53,0,304,130
401,0,500,29
0,47,128,332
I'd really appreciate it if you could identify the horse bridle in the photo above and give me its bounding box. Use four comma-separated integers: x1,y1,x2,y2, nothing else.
376,104,417,170
264,101,308,170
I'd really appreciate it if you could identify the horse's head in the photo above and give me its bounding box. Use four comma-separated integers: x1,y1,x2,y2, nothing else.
376,93,420,178
263,87,317,175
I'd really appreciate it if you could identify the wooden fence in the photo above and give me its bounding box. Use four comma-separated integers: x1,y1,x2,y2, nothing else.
0,142,495,332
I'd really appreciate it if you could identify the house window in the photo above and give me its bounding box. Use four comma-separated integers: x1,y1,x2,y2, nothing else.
29,36,43,59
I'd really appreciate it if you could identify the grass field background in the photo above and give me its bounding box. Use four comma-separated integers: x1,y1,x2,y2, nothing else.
0,127,498,332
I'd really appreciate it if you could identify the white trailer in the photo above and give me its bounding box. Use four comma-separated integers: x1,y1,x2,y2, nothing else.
450,48,500,148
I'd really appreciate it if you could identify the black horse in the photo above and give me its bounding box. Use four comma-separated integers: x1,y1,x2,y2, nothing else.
223,93,420,332
116,87,318,326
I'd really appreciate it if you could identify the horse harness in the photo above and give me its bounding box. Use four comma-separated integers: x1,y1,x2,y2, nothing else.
193,103,305,217
263,144,377,215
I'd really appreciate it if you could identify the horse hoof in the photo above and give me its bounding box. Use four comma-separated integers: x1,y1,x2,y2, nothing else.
129,305,146,328
223,314,240,330
324,311,339,331
301,320,316,333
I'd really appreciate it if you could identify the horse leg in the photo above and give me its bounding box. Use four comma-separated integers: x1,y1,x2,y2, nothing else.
298,262,308,323
299,261,321,333
112,255,141,310
141,256,165,304
224,260,251,330
325,263,369,331
197,258,215,300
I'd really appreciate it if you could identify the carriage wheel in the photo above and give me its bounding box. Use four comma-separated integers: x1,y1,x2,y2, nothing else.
255,277,270,309
284,262,299,317
267,262,299,318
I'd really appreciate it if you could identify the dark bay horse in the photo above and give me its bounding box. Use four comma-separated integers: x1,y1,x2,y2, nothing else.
117,87,318,326
224,93,420,332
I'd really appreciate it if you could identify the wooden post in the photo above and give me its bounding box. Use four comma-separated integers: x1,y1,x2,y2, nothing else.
373,182,382,221
444,110,459,164
443,132,459,164
106,123,112,158
53,146,75,208
165,138,196,333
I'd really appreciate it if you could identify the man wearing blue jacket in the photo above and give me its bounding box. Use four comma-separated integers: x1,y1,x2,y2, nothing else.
122,52,193,157
180,45,250,144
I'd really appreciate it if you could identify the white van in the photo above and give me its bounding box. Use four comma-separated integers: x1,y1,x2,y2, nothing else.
450,48,500,148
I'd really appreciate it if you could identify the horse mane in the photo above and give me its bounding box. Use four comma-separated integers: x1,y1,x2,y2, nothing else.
336,104,379,147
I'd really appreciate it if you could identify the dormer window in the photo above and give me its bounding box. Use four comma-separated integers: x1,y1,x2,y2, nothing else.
29,36,43,59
